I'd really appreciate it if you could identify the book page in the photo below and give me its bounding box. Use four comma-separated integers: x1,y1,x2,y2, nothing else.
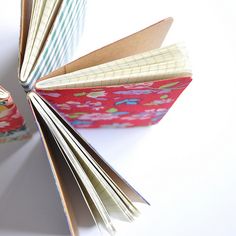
19,0,33,68
32,104,115,236
30,92,139,217
30,107,79,236
21,0,87,91
21,0,62,79
20,0,62,82
40,92,149,204
38,17,173,81
29,92,116,234
36,44,192,90
28,91,144,233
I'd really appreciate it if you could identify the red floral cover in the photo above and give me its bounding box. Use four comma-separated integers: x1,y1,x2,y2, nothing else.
0,88,30,142
36,76,192,129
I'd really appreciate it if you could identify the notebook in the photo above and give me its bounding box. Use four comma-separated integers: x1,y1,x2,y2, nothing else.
18,0,192,235
0,85,30,143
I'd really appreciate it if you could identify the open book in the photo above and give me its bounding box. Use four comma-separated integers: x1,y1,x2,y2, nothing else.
0,85,30,142
18,0,192,235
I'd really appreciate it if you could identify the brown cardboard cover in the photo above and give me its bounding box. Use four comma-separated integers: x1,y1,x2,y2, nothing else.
28,99,78,236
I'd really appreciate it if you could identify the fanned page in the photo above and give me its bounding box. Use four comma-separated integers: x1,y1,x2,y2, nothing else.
0,86,30,142
28,91,148,234
36,43,191,89
20,0,62,82
20,0,87,90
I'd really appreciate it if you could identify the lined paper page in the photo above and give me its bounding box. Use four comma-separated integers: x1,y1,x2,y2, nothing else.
29,92,143,232
22,0,87,90
73,154,134,221
29,92,116,234
33,91,138,221
36,44,192,90
23,0,45,64
56,115,137,221
20,0,62,82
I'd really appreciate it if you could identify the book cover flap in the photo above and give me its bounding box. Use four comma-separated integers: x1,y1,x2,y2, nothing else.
28,98,79,236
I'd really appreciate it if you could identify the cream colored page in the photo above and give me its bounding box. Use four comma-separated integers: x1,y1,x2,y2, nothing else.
29,92,116,234
20,0,46,79
55,121,139,221
31,92,138,222
62,122,140,218
20,0,61,82
56,118,135,221
72,152,134,221
36,44,191,90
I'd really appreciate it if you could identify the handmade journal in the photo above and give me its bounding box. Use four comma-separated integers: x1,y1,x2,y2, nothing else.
9,0,193,235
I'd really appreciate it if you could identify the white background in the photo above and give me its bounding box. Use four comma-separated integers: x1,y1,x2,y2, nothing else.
0,0,236,235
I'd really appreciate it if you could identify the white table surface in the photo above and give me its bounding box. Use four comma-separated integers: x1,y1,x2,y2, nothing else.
0,0,236,235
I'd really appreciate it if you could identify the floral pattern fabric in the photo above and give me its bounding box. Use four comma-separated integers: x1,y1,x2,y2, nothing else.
36,76,192,129
0,90,30,142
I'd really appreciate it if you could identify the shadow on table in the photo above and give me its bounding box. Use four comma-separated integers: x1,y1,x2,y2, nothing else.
0,133,96,235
